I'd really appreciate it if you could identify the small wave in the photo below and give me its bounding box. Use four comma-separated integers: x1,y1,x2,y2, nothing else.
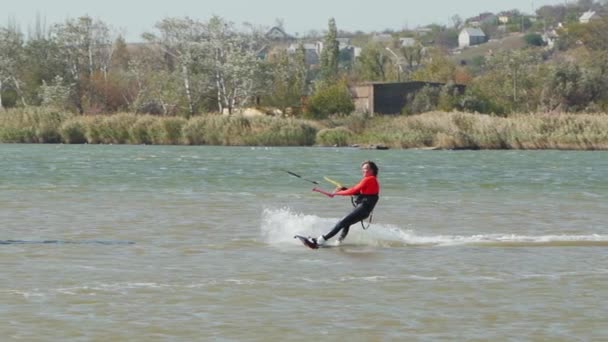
378,232,608,248
260,207,608,249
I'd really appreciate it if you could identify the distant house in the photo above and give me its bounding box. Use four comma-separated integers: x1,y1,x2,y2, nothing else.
286,39,361,66
371,33,393,44
349,81,466,115
458,28,487,48
266,26,295,41
337,37,351,45
399,37,417,47
287,43,321,65
466,12,497,27
579,11,601,23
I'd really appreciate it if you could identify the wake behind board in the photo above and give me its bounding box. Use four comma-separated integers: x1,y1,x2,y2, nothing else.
294,235,319,249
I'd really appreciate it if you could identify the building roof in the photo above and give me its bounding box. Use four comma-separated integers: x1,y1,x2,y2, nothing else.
266,26,294,40
460,27,486,37
579,10,600,22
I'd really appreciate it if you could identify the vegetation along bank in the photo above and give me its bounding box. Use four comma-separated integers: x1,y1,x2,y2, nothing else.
1,108,607,150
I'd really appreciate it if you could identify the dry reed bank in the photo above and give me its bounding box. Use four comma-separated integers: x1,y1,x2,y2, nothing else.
1,108,607,150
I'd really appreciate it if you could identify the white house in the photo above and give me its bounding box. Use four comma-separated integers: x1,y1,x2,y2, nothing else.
579,11,601,23
287,43,321,65
458,28,486,48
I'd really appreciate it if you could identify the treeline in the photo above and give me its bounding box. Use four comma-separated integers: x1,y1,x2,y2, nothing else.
0,1,608,118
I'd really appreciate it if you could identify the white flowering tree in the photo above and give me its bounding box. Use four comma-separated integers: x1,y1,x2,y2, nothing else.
0,26,26,109
202,16,268,114
142,17,207,116
49,16,115,113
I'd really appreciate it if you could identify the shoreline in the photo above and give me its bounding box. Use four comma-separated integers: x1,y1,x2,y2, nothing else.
1,109,607,150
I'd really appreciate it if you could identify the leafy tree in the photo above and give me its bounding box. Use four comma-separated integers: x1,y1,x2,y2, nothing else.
354,43,390,82
318,18,340,83
558,17,608,51
540,59,607,112
263,47,307,114
143,17,207,116
536,5,565,25
305,79,354,119
459,49,545,115
398,40,425,72
411,47,457,83
22,36,66,106
536,5,568,27
49,16,116,113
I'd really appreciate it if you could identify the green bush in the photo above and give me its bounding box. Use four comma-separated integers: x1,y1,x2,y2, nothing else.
316,127,354,146
158,117,187,145
305,81,354,119
130,115,158,144
59,118,87,143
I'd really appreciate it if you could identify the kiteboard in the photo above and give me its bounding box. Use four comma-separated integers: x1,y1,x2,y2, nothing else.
294,235,319,249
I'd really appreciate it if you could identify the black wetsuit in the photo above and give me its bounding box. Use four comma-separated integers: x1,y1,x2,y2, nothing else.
322,194,379,241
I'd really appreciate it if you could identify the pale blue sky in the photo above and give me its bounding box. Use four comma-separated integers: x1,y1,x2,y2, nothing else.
5,0,568,42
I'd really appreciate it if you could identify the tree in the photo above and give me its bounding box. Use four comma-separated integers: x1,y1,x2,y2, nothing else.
22,35,66,106
558,17,608,51
49,16,116,113
202,16,268,114
0,26,26,109
540,57,608,112
305,79,354,119
263,47,307,114
318,18,340,83
410,47,457,83
111,36,131,71
143,17,207,116
354,43,390,82
465,49,544,114
40,75,72,109
398,40,425,72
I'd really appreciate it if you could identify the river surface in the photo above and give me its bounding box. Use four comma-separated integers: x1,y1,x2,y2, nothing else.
1,144,607,341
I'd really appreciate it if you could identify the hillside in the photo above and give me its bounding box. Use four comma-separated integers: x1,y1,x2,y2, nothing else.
450,33,527,64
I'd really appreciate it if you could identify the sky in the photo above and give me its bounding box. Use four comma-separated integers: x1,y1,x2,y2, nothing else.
4,0,570,42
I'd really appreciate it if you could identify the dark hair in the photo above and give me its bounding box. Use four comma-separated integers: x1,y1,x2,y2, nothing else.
362,160,378,176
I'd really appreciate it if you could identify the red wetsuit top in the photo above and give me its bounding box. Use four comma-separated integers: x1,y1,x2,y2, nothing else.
335,175,380,196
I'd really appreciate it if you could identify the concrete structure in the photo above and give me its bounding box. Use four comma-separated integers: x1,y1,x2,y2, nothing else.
350,81,466,115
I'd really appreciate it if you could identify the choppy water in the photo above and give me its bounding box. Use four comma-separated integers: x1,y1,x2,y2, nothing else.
1,144,607,340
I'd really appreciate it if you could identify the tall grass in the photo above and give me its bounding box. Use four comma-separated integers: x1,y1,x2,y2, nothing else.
188,115,319,146
1,108,608,149
360,112,608,150
0,108,73,143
